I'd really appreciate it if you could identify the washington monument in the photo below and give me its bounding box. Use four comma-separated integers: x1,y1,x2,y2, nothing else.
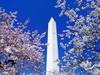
46,17,59,75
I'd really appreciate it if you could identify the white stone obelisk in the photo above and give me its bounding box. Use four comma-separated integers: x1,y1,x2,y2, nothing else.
46,17,59,75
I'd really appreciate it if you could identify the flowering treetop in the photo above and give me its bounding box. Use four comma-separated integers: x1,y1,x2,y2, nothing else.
0,8,46,75
55,0,100,75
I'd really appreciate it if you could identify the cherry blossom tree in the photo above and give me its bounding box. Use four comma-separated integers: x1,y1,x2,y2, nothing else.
55,0,100,75
0,8,46,75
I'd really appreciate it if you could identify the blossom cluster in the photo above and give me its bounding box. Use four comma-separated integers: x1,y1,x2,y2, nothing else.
55,0,100,75
0,8,46,75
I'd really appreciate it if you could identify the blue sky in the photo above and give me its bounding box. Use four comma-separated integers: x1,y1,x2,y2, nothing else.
0,0,66,32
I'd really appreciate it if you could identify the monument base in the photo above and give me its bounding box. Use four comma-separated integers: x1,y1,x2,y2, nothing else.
46,71,60,75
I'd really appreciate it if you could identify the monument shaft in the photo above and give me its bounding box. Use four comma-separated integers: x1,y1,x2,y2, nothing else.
46,18,59,75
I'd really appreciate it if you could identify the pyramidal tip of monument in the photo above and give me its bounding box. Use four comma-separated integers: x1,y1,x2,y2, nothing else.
49,17,56,24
